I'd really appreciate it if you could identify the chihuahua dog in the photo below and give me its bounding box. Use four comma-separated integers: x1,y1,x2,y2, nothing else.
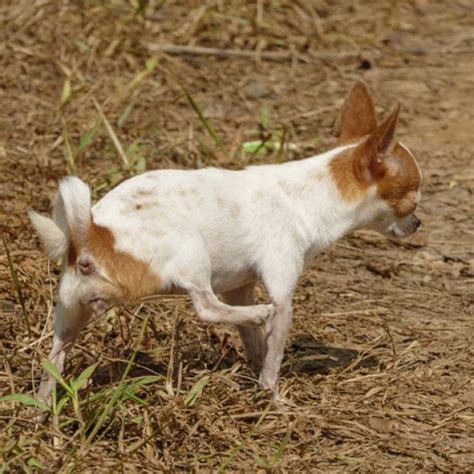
30,81,421,403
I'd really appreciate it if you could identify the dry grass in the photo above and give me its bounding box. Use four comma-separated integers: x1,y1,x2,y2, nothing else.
1,0,473,471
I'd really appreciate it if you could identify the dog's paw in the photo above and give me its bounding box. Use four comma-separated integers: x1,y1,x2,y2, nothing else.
239,303,276,328
255,303,276,326
256,380,296,409
259,385,297,409
265,303,277,320
272,391,297,408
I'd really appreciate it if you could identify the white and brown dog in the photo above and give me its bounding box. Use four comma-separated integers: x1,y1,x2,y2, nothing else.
30,82,422,403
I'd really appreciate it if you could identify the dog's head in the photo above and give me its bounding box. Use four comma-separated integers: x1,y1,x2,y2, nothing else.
331,81,422,238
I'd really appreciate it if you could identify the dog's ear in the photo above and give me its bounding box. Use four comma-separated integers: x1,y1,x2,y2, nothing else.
354,103,401,182
372,103,400,155
335,81,377,143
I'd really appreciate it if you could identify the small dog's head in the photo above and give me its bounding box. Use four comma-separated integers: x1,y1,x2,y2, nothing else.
332,81,422,238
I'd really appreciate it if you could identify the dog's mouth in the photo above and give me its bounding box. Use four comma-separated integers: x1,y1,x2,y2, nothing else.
386,214,421,238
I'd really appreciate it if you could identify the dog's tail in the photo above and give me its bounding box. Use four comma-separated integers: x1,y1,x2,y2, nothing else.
29,177,91,261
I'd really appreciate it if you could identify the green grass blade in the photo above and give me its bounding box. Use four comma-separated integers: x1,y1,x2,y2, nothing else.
83,316,149,445
260,103,271,129
42,359,72,395
79,114,101,152
2,234,30,336
92,97,129,168
184,376,210,407
128,375,163,387
60,114,75,171
75,40,89,52
242,139,269,155
85,360,133,441
276,126,288,162
121,389,146,405
125,57,158,91
117,98,137,129
56,394,70,414
27,457,44,470
181,85,223,150
134,0,149,18
71,363,98,392
60,78,71,108
0,393,50,412
270,427,292,466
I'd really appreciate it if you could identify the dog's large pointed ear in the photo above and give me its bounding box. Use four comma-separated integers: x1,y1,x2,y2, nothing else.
335,81,377,143
354,103,401,182
371,102,400,155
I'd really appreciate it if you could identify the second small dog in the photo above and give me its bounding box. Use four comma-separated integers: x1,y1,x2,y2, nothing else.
30,81,422,403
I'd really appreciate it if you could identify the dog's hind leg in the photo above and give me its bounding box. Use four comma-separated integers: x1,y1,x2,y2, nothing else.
222,283,266,372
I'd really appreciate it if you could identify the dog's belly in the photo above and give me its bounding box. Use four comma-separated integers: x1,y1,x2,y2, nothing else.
155,271,256,296
210,269,257,294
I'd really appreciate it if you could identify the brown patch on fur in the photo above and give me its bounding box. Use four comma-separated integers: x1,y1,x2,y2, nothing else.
335,81,377,143
330,140,420,209
87,221,161,301
330,148,370,202
377,143,421,216
331,103,405,203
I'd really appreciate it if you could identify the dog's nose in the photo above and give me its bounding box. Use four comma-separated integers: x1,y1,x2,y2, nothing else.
414,216,421,229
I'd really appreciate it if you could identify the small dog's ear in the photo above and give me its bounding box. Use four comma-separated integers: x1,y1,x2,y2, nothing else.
354,103,401,183
373,103,400,155
335,81,377,143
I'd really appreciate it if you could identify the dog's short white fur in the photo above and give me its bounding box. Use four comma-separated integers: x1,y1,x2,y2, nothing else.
30,82,422,404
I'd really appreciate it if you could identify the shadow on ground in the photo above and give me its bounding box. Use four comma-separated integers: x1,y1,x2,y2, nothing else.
283,334,378,375
90,333,378,386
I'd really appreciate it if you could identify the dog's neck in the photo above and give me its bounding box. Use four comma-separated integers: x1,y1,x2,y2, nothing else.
252,144,375,253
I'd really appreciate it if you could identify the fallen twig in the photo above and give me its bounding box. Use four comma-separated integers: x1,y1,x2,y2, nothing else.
144,42,376,63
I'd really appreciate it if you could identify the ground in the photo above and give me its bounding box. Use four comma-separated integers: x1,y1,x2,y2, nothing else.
0,0,473,472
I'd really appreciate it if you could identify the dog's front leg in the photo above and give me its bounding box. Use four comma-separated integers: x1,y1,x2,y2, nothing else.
259,260,300,397
258,299,293,396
